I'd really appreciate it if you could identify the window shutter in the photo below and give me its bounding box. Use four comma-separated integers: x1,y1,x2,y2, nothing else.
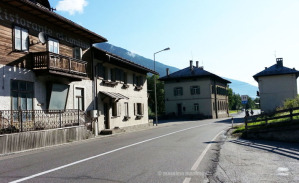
133,74,136,86
197,86,200,94
181,88,183,95
141,103,144,115
115,102,120,116
140,76,144,86
134,103,137,115
174,88,177,96
79,48,83,59
124,72,127,84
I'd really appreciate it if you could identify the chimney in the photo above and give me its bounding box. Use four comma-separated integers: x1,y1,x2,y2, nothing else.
276,58,283,67
190,60,193,70
196,61,199,68
166,68,169,76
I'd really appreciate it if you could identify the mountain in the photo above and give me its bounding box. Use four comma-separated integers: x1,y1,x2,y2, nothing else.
94,43,179,76
94,42,258,98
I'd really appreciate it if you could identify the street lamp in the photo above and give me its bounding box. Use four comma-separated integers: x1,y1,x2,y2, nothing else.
154,47,170,126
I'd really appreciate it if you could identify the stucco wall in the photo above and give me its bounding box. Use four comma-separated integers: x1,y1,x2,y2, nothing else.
258,74,298,112
164,77,229,118
94,60,149,131
0,64,94,112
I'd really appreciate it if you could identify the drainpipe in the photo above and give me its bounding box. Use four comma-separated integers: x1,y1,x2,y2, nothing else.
92,47,98,136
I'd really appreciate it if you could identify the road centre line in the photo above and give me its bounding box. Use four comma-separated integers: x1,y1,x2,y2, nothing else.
10,123,213,183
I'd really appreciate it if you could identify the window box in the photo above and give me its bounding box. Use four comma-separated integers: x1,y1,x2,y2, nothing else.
135,86,143,91
103,80,118,87
136,115,143,120
122,84,129,89
124,116,131,121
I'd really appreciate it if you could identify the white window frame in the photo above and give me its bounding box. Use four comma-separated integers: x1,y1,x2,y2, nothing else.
14,26,29,51
48,38,59,54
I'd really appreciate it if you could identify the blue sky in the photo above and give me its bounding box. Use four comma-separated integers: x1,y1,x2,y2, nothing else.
50,0,299,87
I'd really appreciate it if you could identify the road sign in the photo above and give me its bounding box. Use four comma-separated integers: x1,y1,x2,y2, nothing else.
241,95,248,104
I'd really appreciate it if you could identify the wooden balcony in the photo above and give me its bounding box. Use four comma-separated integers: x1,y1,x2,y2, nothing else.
31,51,88,80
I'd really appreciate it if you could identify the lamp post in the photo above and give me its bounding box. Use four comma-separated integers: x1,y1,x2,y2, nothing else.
154,47,170,126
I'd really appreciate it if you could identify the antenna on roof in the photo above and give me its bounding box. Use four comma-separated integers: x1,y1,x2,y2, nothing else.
273,50,277,58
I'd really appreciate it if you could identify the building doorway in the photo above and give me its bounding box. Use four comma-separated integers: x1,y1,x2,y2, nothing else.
103,103,110,129
177,103,182,116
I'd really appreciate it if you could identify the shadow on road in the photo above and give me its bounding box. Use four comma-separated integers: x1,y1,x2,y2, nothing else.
229,139,299,160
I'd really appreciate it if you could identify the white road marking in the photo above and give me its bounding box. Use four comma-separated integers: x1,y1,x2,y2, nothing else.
191,130,224,171
183,130,224,183
10,123,212,183
183,177,191,183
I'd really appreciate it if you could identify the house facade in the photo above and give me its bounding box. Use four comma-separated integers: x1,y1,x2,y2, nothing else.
0,0,156,133
160,61,230,119
93,47,157,131
253,58,299,113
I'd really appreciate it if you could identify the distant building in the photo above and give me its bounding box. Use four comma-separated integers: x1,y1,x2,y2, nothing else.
159,61,231,119
253,58,299,113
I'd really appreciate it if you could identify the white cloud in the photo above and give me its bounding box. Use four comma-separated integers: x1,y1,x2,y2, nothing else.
56,0,88,15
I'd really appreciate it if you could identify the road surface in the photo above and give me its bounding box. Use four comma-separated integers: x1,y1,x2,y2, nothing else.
0,115,244,183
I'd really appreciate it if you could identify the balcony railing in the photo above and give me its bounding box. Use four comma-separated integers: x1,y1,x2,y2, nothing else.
32,51,88,79
0,109,90,134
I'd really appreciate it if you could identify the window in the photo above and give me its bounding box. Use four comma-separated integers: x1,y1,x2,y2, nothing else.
48,38,59,54
11,80,34,111
133,74,144,87
75,88,84,111
123,72,128,84
216,87,228,96
190,86,200,95
124,102,129,117
97,63,107,80
194,103,199,111
14,26,28,51
112,102,121,117
73,47,82,59
174,87,183,96
134,103,144,116
48,84,69,110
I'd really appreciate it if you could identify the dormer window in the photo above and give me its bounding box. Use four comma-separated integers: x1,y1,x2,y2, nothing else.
73,47,82,59
14,26,28,51
48,38,59,54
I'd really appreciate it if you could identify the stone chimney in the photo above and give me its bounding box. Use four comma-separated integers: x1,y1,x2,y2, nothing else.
190,60,193,70
196,61,199,68
276,58,283,68
166,68,169,76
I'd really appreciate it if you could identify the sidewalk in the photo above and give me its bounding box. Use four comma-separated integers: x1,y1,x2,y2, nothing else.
212,130,299,183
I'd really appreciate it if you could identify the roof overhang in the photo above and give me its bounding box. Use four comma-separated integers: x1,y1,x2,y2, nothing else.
3,0,108,43
93,46,159,75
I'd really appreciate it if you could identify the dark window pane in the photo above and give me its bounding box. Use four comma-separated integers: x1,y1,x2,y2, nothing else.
19,81,26,91
27,82,34,92
11,80,18,91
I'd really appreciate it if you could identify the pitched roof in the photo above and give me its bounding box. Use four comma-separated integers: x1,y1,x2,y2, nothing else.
253,59,299,81
4,0,107,43
159,66,231,83
93,46,159,75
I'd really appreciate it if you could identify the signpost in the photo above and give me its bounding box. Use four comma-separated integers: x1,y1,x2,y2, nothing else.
241,95,248,104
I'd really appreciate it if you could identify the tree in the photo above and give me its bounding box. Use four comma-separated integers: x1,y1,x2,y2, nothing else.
147,75,165,117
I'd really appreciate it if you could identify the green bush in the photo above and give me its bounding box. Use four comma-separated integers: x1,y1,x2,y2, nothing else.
282,95,299,109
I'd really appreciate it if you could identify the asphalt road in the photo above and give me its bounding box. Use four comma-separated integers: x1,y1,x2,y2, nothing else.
0,115,244,183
